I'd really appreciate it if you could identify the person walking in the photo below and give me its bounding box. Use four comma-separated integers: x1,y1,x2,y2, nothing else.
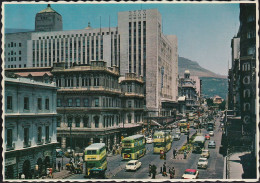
149,164,152,177
58,161,61,172
184,150,187,159
163,162,167,176
152,165,157,179
172,167,175,178
173,149,177,159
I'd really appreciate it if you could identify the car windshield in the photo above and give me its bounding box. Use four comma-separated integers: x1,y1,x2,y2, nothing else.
128,163,135,165
185,171,196,175
199,159,207,162
202,150,208,153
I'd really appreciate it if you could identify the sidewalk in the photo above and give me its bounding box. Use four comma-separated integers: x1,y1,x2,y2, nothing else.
227,152,250,179
52,168,73,179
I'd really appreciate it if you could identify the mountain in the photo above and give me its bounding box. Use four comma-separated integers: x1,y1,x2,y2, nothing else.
178,56,226,78
5,28,34,34
200,77,228,99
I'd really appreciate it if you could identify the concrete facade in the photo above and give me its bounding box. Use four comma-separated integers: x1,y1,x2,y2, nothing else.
4,76,58,179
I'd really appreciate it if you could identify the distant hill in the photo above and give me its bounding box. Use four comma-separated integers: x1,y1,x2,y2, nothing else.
178,56,226,78
5,28,34,34
200,77,228,99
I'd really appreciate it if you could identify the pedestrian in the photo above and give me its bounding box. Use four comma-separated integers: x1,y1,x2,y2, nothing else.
163,162,167,176
152,165,157,179
173,149,176,159
172,167,175,178
149,164,152,176
58,161,61,172
184,150,187,159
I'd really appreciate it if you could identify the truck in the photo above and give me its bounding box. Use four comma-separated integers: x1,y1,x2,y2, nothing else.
207,122,214,131
192,136,205,153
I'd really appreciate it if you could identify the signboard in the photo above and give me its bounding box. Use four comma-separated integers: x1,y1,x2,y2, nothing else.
5,157,16,166
44,151,52,156
124,154,131,159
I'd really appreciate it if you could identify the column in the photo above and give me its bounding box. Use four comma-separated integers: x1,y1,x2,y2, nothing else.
73,75,76,87
90,138,93,144
61,137,66,149
100,137,103,143
79,74,82,87
114,134,117,145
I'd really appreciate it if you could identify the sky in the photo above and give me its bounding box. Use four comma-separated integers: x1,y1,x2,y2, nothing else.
4,2,241,76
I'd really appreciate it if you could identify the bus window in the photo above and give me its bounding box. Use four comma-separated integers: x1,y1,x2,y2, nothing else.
87,150,97,155
122,149,131,153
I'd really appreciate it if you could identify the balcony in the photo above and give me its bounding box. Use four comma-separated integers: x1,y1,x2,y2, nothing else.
6,143,15,151
45,137,51,144
23,141,31,148
36,139,44,145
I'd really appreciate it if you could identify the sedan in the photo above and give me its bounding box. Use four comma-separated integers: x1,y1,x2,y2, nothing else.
209,131,214,136
125,160,142,171
201,149,210,158
197,158,208,169
173,134,180,141
175,129,181,134
182,169,199,179
208,140,216,148
205,134,210,140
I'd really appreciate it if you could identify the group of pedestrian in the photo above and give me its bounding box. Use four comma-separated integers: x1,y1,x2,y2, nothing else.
148,164,157,179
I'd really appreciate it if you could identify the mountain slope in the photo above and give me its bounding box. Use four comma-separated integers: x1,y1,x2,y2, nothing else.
178,57,226,78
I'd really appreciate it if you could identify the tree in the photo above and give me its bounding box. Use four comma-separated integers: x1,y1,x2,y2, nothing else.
206,98,214,107
218,100,226,111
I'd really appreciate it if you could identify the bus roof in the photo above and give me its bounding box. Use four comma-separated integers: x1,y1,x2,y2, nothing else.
84,143,106,150
123,134,144,141
154,131,169,135
194,136,205,142
180,119,187,122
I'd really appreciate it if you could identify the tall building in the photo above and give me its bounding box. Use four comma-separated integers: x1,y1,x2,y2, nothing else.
4,74,58,179
118,9,178,113
4,7,178,116
35,4,63,32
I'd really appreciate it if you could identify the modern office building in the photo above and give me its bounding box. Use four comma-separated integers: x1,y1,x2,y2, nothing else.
4,74,58,179
51,61,144,151
4,5,178,116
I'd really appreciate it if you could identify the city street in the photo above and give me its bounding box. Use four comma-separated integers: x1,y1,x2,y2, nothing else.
66,117,224,179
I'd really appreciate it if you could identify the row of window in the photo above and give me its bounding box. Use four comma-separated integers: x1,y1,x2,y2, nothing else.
6,64,26,68
6,96,49,111
6,126,50,148
5,42,22,48
7,57,22,62
37,31,118,40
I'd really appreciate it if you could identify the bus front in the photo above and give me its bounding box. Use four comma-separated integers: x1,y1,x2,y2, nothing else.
153,132,165,153
122,140,135,160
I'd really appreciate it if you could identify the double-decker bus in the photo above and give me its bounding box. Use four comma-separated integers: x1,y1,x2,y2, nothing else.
84,143,107,178
121,134,146,160
179,119,189,134
153,131,172,153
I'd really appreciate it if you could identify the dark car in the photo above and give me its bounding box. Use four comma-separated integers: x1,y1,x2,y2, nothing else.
208,141,216,148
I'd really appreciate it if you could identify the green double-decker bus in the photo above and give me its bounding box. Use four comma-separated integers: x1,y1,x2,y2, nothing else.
121,134,146,160
153,131,172,153
84,143,107,178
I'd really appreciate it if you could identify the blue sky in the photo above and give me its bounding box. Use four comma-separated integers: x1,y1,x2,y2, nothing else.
4,3,240,76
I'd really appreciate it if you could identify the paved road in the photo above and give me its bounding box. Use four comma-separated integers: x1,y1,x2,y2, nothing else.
67,118,224,179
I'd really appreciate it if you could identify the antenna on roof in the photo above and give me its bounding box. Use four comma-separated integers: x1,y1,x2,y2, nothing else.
100,16,102,34
47,4,51,7
109,16,111,33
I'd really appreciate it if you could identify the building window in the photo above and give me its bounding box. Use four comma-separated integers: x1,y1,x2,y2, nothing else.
57,117,61,127
7,129,13,147
83,117,90,128
67,117,72,127
19,43,22,47
68,99,73,107
128,101,132,108
45,98,49,110
247,47,255,55
38,98,42,110
247,31,256,39
94,116,99,128
75,117,80,127
84,99,89,107
57,99,61,107
24,128,29,145
76,98,80,107
24,97,29,110
127,85,132,92
95,98,99,107
7,96,12,110
128,114,131,123
37,127,42,143
45,126,49,142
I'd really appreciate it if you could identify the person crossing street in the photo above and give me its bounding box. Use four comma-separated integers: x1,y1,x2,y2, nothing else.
173,149,177,159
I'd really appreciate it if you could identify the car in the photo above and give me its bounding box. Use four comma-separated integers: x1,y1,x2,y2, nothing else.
205,134,210,140
146,137,153,144
201,149,210,158
175,129,181,134
209,131,214,136
173,134,180,140
125,160,142,171
172,124,177,129
208,140,216,148
197,158,208,169
182,169,199,179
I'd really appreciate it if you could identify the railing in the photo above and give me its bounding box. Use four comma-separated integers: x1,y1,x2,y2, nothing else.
6,143,15,151
23,141,31,148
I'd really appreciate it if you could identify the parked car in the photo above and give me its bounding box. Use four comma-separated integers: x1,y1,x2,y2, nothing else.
172,124,177,128
146,138,153,144
175,129,181,134
125,160,142,171
201,149,210,158
208,141,216,148
173,134,180,141
197,158,208,169
182,169,199,179
204,134,210,140
209,131,214,136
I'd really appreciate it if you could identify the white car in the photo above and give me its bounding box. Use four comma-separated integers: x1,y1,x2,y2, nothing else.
125,160,142,171
209,131,214,136
201,149,210,158
175,129,181,134
146,138,153,144
197,157,208,169
182,169,199,179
